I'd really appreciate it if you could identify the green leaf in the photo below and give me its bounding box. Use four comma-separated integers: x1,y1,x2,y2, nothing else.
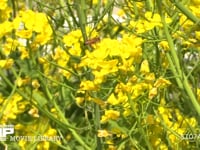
32,91,48,107
108,120,128,135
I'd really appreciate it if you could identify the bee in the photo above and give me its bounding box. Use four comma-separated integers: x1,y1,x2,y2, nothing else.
84,37,100,45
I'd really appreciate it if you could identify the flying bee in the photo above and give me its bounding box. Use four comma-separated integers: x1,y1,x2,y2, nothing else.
84,37,100,45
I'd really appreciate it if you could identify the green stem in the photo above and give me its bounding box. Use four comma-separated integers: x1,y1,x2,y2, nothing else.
0,69,20,119
145,0,154,11
94,103,102,150
59,0,79,28
11,0,16,18
157,0,200,115
37,70,76,91
172,0,200,24
52,96,91,150
161,18,183,82
132,1,139,19
43,58,79,77
93,0,101,23
166,53,183,89
91,0,115,35
75,0,87,42
0,69,91,149
128,94,153,150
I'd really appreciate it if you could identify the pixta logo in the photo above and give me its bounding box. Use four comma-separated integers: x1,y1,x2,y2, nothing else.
0,125,14,141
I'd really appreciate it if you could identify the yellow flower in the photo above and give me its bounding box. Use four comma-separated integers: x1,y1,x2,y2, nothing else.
43,141,50,150
76,97,85,106
158,106,165,114
0,0,7,10
18,10,52,44
12,16,22,29
15,77,30,87
140,59,150,73
1,93,29,121
15,124,25,130
68,43,82,56
159,41,169,51
19,140,26,150
52,47,69,62
93,72,104,85
16,77,23,87
107,93,119,105
97,59,118,74
16,29,32,39
123,108,131,117
130,20,146,33
38,57,46,64
97,130,111,137
145,12,161,23
118,58,135,72
32,79,40,89
197,88,200,102
0,6,11,21
179,14,194,30
2,38,19,56
154,77,171,88
80,80,98,90
191,0,200,5
145,73,155,82
159,144,168,150
18,46,29,59
144,12,162,30
34,13,50,33
121,34,143,58
34,25,53,45
0,21,13,38
0,59,14,69
195,31,200,40
37,141,50,150
148,87,158,99
45,128,57,136
101,110,120,123
21,10,45,32
188,117,197,127
63,29,82,47
189,5,200,18
28,107,39,118
90,45,110,59
92,0,98,5
131,83,150,99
